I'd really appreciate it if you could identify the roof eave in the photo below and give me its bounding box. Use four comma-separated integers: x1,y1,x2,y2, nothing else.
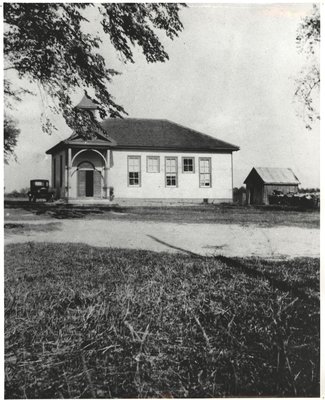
164,119,240,150
66,141,116,148
113,145,239,152
46,139,116,154
45,140,67,155
263,182,300,185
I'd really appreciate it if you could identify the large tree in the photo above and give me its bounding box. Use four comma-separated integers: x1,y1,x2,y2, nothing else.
4,3,184,161
295,4,320,130
4,115,20,164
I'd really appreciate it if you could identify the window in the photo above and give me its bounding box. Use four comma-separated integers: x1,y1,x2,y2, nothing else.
128,156,141,186
165,157,177,187
78,161,95,170
34,181,45,187
53,158,56,188
199,158,211,187
59,155,63,188
147,156,160,173
182,157,195,173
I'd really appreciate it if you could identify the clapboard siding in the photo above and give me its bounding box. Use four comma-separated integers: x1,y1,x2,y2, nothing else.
264,184,298,194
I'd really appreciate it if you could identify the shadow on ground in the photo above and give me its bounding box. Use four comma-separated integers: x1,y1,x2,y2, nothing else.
147,235,319,305
4,222,62,234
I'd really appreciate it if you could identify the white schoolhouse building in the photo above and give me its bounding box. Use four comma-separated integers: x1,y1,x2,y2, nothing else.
46,96,239,203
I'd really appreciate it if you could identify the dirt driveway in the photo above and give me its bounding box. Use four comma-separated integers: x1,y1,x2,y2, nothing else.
5,219,319,258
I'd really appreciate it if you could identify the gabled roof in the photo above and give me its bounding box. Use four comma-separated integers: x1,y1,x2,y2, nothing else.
67,129,115,144
100,118,239,152
244,167,300,185
45,128,116,154
46,118,239,154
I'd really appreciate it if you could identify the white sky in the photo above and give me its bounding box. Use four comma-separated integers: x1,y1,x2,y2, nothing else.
4,3,320,192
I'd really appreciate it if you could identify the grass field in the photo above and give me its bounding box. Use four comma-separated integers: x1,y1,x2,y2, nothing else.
4,200,320,228
5,243,319,398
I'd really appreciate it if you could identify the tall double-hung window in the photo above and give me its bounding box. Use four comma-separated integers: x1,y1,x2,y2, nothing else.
128,156,141,186
199,157,211,187
165,157,177,187
147,156,160,173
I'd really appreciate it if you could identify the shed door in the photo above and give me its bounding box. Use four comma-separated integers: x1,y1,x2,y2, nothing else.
251,184,263,204
249,187,254,205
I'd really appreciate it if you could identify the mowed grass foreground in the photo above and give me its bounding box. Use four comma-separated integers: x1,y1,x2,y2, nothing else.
5,243,319,398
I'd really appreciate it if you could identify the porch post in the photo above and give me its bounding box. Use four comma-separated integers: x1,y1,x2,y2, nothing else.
231,152,234,202
104,149,110,199
66,147,72,200
52,156,55,188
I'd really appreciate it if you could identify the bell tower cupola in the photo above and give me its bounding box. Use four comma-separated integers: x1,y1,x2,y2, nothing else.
76,92,99,119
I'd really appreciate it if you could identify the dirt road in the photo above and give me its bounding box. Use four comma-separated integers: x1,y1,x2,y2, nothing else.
4,219,319,258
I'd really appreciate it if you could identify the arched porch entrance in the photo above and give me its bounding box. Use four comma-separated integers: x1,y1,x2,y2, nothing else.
71,149,107,199
77,161,102,197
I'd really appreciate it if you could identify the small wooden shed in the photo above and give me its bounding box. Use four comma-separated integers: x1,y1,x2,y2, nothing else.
244,167,300,205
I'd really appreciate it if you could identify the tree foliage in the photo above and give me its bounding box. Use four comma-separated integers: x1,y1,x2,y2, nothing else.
4,3,184,159
4,115,20,164
295,4,320,130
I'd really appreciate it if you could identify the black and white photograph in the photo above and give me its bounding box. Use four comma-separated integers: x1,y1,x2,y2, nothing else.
4,2,320,398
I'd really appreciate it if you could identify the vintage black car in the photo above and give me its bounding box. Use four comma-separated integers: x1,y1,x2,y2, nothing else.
28,180,54,202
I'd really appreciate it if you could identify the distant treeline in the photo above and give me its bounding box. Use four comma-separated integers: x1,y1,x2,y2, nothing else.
4,188,29,198
233,186,320,195
298,188,320,193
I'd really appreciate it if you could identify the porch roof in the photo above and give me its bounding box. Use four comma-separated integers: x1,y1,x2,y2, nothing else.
46,132,116,155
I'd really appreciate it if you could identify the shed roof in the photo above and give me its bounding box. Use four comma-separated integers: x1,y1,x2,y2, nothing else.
100,118,239,151
244,167,300,185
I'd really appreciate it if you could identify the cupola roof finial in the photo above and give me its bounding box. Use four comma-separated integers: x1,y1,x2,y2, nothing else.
76,91,98,110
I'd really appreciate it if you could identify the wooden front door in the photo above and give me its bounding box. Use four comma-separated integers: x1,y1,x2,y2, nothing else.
85,170,94,197
77,170,86,197
78,170,94,197
78,169,102,198
93,171,101,197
